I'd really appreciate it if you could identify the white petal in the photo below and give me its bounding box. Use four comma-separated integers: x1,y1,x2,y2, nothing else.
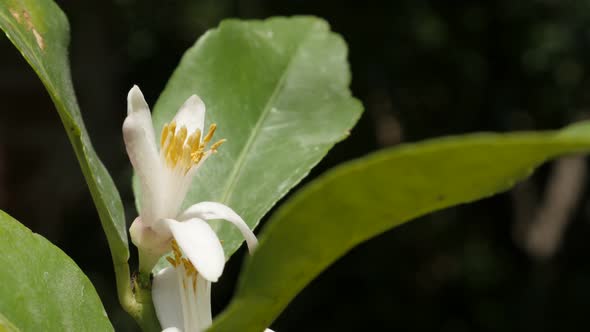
264,329,276,332
123,85,163,226
173,94,206,135
125,86,157,147
179,202,258,253
162,328,182,332
164,218,225,282
195,275,213,329
152,267,184,330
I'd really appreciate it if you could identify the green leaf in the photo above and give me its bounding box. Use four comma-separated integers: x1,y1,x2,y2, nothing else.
0,210,113,331
210,121,590,332
0,0,127,269
148,16,362,262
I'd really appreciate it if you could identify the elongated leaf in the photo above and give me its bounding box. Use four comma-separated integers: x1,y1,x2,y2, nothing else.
210,121,590,331
149,16,362,260
0,0,127,262
0,210,113,331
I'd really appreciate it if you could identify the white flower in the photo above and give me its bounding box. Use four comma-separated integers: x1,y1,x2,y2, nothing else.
123,85,256,280
124,85,274,332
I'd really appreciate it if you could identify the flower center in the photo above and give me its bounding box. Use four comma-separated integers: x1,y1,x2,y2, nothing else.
160,121,226,174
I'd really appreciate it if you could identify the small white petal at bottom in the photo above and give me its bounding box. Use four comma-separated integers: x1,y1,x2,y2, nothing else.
195,275,213,328
152,267,183,330
162,328,182,332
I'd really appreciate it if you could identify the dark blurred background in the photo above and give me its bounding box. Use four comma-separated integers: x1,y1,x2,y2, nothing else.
2,0,590,331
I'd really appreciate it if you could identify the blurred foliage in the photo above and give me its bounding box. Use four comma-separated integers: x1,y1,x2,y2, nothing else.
2,0,590,331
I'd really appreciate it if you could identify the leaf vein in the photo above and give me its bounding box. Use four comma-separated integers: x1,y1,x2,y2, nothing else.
218,23,316,205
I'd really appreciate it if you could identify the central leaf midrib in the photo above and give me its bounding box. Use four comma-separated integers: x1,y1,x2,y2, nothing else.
219,23,316,205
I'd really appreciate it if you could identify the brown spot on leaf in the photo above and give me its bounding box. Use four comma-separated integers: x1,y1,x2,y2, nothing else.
32,28,45,50
22,9,34,30
10,8,45,51
9,9,21,23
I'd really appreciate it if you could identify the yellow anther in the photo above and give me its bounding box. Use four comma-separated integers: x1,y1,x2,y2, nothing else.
174,135,183,161
186,135,196,154
166,240,200,291
210,139,226,152
166,256,178,267
190,150,204,164
160,123,171,147
165,240,185,268
164,132,176,167
171,240,182,259
177,126,187,145
160,120,225,172
190,129,202,150
203,124,217,144
163,121,177,150
180,145,191,168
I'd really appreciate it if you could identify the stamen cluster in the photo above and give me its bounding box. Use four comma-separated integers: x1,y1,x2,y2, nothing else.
167,240,198,290
160,121,226,174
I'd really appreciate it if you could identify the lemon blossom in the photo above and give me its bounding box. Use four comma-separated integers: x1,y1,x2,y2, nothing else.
124,85,273,331
123,85,256,281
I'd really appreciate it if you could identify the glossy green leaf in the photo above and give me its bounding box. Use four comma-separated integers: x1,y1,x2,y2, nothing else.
210,121,590,332
148,16,362,262
0,0,127,265
0,210,113,331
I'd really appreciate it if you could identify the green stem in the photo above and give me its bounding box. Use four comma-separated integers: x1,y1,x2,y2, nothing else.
114,259,161,332
133,272,161,332
138,249,162,276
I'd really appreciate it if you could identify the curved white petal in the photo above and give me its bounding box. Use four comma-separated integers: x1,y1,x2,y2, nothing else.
123,85,163,226
179,202,258,253
264,329,276,332
173,94,206,135
164,218,225,282
162,328,182,332
152,267,183,330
